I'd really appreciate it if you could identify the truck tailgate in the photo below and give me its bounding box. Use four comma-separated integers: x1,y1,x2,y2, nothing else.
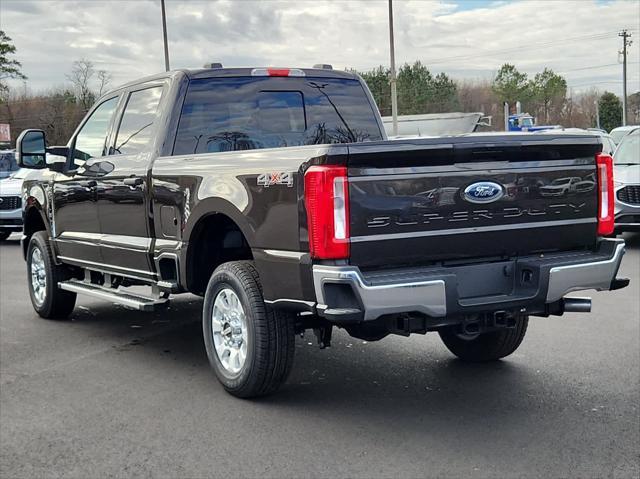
347,135,601,268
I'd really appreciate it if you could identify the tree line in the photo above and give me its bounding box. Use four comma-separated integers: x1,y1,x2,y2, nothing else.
1,29,639,147
357,61,639,132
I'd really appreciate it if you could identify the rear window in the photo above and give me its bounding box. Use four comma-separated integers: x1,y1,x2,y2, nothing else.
113,86,164,156
173,76,383,155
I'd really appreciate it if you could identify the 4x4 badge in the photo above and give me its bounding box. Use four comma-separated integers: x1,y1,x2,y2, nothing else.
257,172,294,188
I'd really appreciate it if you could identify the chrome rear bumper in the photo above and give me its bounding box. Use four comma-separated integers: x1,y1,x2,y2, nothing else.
312,238,627,322
313,266,446,321
546,240,625,302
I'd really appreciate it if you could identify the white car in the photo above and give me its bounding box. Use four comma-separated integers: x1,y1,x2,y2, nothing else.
593,131,617,155
0,151,27,241
614,127,640,232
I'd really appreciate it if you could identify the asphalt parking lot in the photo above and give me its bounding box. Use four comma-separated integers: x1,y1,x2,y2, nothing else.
1,232,639,478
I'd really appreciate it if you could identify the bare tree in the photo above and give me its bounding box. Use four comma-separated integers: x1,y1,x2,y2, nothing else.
66,58,95,110
97,70,112,97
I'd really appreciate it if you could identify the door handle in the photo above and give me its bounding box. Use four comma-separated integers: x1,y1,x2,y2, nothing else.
79,180,97,188
123,177,143,187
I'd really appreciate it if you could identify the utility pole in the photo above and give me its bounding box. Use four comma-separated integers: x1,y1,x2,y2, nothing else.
619,29,632,126
504,102,509,131
595,99,600,130
161,0,170,72
388,0,398,136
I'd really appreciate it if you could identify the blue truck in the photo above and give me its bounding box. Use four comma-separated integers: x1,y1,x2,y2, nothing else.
508,113,559,132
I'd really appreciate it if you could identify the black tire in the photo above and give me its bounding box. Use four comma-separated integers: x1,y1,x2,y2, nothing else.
202,260,295,398
0,230,11,241
439,315,529,362
26,231,76,319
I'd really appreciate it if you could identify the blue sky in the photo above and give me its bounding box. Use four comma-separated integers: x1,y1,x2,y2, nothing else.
451,0,505,11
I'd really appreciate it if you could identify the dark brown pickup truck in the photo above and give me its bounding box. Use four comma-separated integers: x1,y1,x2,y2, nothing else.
15,66,628,397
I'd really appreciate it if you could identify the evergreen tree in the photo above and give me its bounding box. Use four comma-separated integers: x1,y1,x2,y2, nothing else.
598,92,623,132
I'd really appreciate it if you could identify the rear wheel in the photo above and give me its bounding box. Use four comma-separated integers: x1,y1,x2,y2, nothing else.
27,232,76,319
439,315,528,362
202,260,295,398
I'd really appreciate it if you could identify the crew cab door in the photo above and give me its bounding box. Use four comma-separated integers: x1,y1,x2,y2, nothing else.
53,95,120,265
94,85,164,278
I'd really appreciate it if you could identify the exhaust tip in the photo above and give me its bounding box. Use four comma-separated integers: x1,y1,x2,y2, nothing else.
562,297,592,313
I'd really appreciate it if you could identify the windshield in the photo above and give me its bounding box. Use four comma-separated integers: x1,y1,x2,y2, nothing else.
611,128,634,144
521,117,534,128
601,136,615,155
174,76,383,155
614,129,639,165
0,151,19,179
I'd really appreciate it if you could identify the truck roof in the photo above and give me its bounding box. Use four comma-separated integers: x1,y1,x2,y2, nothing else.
107,67,359,96
186,67,358,80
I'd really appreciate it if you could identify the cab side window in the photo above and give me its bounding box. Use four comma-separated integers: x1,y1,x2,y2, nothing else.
112,86,163,156
73,96,119,162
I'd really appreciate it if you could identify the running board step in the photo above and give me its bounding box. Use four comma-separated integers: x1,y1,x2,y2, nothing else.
58,281,169,311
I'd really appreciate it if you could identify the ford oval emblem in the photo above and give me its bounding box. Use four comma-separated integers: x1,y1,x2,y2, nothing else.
463,181,504,204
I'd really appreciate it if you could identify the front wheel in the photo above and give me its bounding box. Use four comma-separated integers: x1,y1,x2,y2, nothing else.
27,232,76,319
439,315,528,362
202,260,295,398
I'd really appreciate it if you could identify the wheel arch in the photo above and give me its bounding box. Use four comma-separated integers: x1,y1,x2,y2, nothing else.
182,197,256,245
22,204,51,260
183,203,255,294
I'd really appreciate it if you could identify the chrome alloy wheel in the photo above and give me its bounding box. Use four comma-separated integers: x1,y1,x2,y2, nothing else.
30,247,47,306
211,288,248,374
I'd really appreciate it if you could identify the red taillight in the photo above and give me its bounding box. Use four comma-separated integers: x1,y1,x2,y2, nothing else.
596,153,615,236
304,165,350,259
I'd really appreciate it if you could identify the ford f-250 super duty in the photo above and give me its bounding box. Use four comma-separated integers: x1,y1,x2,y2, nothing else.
15,66,629,398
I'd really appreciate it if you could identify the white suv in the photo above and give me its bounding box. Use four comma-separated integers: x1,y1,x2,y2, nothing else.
0,151,25,241
613,128,640,232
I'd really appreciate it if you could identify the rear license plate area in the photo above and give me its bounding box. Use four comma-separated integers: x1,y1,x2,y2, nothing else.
456,261,515,299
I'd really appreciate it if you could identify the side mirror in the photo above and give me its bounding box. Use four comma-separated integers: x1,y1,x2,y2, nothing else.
16,129,47,169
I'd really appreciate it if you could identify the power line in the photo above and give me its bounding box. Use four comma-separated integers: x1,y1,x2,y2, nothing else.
354,30,633,73
558,62,639,74
423,30,624,66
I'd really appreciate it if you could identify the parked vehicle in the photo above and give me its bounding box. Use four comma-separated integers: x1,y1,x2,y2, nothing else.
535,128,616,156
507,113,559,132
613,127,640,232
15,66,629,397
0,151,26,241
610,125,639,145
595,132,617,156
381,112,490,137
